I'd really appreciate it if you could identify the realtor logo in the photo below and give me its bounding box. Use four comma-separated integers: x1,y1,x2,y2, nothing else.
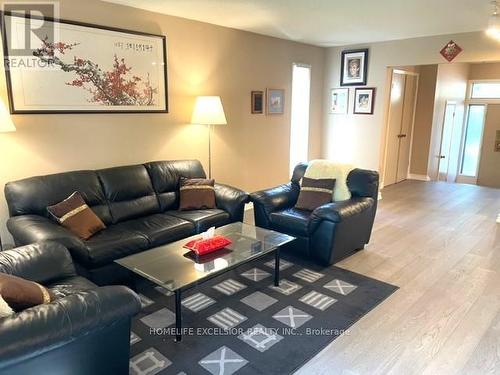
2,2,59,56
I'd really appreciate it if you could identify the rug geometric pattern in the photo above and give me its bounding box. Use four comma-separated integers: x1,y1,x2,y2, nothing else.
130,253,398,374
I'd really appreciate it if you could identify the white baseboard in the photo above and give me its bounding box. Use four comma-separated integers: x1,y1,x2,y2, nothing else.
407,173,431,182
378,191,382,200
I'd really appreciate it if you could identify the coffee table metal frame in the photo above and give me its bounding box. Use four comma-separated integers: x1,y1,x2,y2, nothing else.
115,223,293,342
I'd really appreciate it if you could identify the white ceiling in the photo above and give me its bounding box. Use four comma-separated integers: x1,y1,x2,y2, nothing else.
103,0,492,47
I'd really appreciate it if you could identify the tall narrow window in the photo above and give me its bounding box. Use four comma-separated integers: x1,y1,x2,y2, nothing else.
460,104,486,177
289,63,311,175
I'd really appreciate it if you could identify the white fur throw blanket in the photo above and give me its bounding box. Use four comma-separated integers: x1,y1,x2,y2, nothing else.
304,160,354,201
0,295,14,318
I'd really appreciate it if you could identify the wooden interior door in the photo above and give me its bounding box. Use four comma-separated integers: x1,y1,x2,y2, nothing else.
384,72,406,186
396,74,417,183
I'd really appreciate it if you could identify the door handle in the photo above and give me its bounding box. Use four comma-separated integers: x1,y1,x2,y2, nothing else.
397,134,407,138
439,155,445,159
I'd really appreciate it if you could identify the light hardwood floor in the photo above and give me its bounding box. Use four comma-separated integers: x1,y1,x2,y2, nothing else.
280,180,500,375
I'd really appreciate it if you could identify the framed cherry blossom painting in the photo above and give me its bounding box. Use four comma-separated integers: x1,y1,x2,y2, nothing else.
2,12,168,113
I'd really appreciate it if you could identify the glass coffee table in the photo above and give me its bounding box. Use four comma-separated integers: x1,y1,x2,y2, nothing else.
115,222,295,341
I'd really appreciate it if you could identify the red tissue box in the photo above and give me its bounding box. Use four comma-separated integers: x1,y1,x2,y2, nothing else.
183,235,232,256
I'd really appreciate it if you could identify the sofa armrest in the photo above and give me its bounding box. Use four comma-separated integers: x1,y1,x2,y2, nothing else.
214,183,249,222
250,183,299,214
310,197,375,228
250,182,300,228
7,215,85,251
0,241,76,284
0,285,141,368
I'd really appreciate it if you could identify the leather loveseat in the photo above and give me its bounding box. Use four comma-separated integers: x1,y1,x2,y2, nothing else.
250,163,379,265
0,241,140,375
5,160,249,285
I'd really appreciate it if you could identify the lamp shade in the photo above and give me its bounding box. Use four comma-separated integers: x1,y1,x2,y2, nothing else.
0,100,15,132
191,96,227,125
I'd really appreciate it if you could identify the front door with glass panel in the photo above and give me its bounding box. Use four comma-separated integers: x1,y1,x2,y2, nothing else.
457,104,487,184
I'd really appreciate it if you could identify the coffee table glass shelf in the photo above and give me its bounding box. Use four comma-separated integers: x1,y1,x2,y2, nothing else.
115,222,295,341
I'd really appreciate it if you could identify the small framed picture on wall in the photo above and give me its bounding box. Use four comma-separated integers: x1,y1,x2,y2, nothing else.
353,88,376,115
330,88,349,114
251,91,264,114
267,88,284,114
340,48,368,86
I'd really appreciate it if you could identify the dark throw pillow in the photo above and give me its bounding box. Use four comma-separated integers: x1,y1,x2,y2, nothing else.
179,178,216,211
295,177,336,211
47,191,106,240
0,273,56,312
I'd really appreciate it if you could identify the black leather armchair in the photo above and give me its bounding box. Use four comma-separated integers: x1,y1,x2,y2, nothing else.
0,241,141,375
251,163,379,265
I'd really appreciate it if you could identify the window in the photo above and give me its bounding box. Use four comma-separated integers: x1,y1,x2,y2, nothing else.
289,64,311,175
471,82,500,99
460,104,486,177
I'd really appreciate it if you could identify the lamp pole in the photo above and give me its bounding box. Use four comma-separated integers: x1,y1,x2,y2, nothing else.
208,124,212,179
191,96,226,179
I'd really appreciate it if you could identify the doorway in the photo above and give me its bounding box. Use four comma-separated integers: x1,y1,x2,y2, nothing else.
383,69,419,186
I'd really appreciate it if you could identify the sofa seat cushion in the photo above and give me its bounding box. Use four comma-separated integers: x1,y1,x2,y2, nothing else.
47,276,96,298
166,209,231,233
74,225,151,268
269,208,313,237
116,214,195,247
68,214,196,269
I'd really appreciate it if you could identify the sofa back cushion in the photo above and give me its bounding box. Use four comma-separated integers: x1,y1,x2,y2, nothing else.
144,160,206,211
291,163,308,185
97,165,160,223
4,171,112,224
291,164,379,200
346,169,379,199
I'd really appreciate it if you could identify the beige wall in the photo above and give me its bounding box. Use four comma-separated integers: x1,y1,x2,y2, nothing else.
409,65,438,176
469,62,500,79
0,0,325,243
322,31,500,186
478,104,500,188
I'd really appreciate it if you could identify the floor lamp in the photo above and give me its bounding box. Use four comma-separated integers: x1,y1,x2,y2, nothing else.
191,96,227,179
0,99,16,251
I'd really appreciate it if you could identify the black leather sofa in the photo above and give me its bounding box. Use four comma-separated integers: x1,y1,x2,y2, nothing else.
5,160,249,285
0,241,140,375
251,163,379,265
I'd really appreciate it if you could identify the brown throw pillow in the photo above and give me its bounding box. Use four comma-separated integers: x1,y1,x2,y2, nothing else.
179,178,216,211
0,273,56,312
295,177,336,211
47,191,106,240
